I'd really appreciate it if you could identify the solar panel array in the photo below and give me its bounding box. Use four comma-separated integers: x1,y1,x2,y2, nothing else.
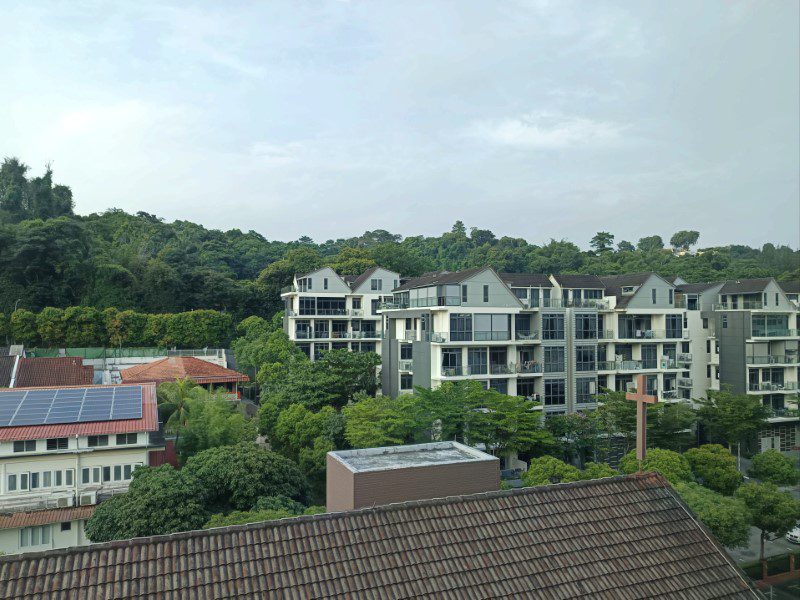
0,386,143,428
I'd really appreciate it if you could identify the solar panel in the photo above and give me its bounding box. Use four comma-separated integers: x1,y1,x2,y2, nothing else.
0,386,143,427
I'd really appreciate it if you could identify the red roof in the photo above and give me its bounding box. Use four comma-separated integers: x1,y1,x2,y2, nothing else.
14,357,94,388
0,383,158,442
120,356,249,385
0,506,95,530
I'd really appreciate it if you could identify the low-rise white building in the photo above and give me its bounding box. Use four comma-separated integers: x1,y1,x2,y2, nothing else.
0,383,162,555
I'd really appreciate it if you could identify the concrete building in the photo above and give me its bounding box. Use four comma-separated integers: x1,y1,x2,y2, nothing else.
0,383,162,555
281,266,400,360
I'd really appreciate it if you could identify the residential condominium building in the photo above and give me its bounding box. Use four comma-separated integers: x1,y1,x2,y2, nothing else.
379,268,799,451
281,266,400,360
0,384,163,555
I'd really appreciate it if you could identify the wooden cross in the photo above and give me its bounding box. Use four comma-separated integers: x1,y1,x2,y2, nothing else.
625,374,658,463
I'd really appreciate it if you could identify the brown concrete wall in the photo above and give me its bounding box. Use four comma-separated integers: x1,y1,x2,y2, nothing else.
326,454,356,512
351,459,500,509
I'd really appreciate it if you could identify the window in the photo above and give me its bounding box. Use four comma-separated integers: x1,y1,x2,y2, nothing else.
641,344,657,369
665,315,682,338
371,279,382,291
20,525,50,548
61,522,72,532
299,297,316,315
450,314,473,341
544,379,566,406
702,317,708,329
55,471,62,486
7,474,17,492
651,288,657,304
775,293,779,306
19,473,29,491
116,433,137,445
575,346,596,371
575,314,597,339
323,277,328,290
669,289,674,304
400,344,413,360
352,298,361,310
543,347,565,373
13,440,36,453
371,299,380,315
102,466,112,482
393,279,398,289
706,365,711,378
42,471,51,487
483,285,489,302
462,285,468,303
46,438,68,451
114,465,123,481
542,314,565,340
468,348,488,375
576,378,597,404
621,286,635,294
441,348,462,376
400,374,413,390
65,469,74,486
88,435,109,448
722,315,728,329
81,468,89,484
123,465,133,480
30,472,39,489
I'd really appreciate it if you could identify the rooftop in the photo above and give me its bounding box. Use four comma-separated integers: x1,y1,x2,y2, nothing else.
499,272,553,288
550,273,605,289
778,279,800,294
393,267,488,291
0,506,95,531
120,356,249,385
0,473,757,599
0,356,14,388
329,441,497,473
719,277,776,294
13,357,94,389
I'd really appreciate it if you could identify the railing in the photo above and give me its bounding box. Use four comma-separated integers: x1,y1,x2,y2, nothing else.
598,330,615,340
441,366,466,377
409,296,461,308
398,359,413,371
490,364,514,375
597,360,643,371
660,359,679,369
515,362,542,374
713,301,765,310
673,298,687,309
661,390,678,399
280,285,297,294
747,355,798,365
474,331,512,341
515,330,540,341
678,353,693,364
766,407,797,418
678,377,693,388
379,301,409,310
616,329,686,340
287,308,353,317
749,382,799,392
425,332,448,343
295,331,313,339
751,329,799,338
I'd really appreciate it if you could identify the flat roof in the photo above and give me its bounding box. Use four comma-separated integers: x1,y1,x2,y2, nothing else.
329,441,498,473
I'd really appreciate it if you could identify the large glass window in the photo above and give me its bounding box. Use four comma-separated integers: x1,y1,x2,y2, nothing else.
314,321,329,338
473,314,510,341
295,320,311,339
489,379,508,394
13,440,36,453
400,344,413,360
400,374,413,390
641,344,658,369
544,379,566,405
515,314,533,337
665,315,682,339
441,348,462,376
576,378,597,404
299,297,316,315
468,348,487,375
517,379,536,399
450,314,473,341
575,346,596,371
543,346,565,373
575,314,597,339
542,314,565,340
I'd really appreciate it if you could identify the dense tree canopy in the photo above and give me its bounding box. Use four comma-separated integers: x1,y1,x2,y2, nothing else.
1,158,797,319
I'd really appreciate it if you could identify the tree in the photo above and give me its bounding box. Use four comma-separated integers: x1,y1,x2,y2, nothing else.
670,230,700,252
735,482,800,562
522,456,584,486
85,465,208,542
314,349,381,406
157,379,201,440
581,462,618,479
466,391,553,457
343,394,417,448
616,240,635,253
182,443,309,512
174,393,257,463
35,307,65,346
545,412,601,467
10,309,38,345
637,235,664,253
684,444,742,495
747,450,799,486
697,388,769,468
590,231,614,253
647,402,697,452
674,482,750,548
327,247,376,276
619,448,693,484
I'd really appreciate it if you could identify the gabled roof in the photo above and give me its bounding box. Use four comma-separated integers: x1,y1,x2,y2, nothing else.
778,279,800,294
0,506,95,531
600,273,674,308
0,356,15,388
676,282,723,294
348,265,380,290
393,267,487,291
499,272,553,288
719,278,775,294
120,357,249,386
551,273,605,289
14,357,94,388
0,384,158,442
0,473,757,599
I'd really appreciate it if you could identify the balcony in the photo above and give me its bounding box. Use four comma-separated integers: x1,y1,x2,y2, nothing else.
678,377,693,388
515,330,540,341
749,382,799,392
281,285,297,294
678,353,692,365
379,301,409,310
746,355,798,365
441,366,467,377
515,362,542,374
617,329,687,340
597,360,643,371
661,390,679,400
409,296,461,308
490,364,514,375
751,329,799,338
287,308,360,317
474,331,512,342
598,330,615,340
713,301,768,310
765,407,799,419
398,359,413,371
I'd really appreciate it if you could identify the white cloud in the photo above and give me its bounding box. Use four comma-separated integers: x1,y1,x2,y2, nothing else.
466,111,625,149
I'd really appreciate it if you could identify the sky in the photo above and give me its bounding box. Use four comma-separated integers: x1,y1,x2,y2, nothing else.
2,0,799,248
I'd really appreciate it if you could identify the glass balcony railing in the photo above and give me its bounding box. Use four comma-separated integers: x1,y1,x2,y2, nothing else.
597,360,643,371
678,377,693,388
749,382,798,392
751,329,799,338
280,285,297,294
398,359,413,371
425,332,448,343
678,353,693,364
616,329,686,340
474,331,512,341
441,366,466,377
746,355,798,365
490,364,514,375
515,330,540,341
378,301,409,310
661,390,679,399
515,362,542,374
713,301,766,310
598,330,615,339
409,296,462,308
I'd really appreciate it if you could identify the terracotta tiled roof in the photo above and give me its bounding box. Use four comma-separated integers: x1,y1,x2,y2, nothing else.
0,506,95,530
14,357,94,388
0,473,757,599
0,384,158,442
120,357,249,385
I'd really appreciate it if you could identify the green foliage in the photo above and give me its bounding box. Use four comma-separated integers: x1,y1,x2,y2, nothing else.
590,231,614,253
343,394,417,448
203,508,295,529
581,462,618,479
674,482,750,548
747,450,800,486
684,444,742,495
735,482,800,561
466,391,553,456
670,230,700,251
85,465,208,542
697,388,770,457
522,456,584,486
252,494,307,514
10,309,38,345
619,448,693,484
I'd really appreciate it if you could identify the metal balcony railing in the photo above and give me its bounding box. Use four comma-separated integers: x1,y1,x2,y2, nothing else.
678,377,693,388
515,330,540,341
398,359,413,371
661,390,679,399
746,355,798,365
474,331,512,342
749,382,799,392
515,362,542,374
678,353,693,364
751,329,799,338
597,360,644,371
490,364,514,375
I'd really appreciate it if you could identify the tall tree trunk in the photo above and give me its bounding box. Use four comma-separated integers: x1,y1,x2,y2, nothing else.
737,442,742,471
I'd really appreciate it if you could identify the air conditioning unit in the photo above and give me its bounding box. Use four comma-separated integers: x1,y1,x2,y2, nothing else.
79,492,96,506
56,496,75,508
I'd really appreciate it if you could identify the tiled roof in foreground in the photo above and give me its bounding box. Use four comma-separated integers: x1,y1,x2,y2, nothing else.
0,473,756,600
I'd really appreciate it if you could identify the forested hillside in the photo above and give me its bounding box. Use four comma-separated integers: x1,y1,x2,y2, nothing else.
1,158,798,319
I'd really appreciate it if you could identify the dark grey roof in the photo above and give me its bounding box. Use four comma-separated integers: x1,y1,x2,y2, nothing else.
0,356,14,388
0,347,9,357
551,274,605,289
719,278,775,294
600,273,670,309
0,473,758,600
499,273,553,288
348,266,380,290
394,267,487,291
675,282,723,294
778,279,800,294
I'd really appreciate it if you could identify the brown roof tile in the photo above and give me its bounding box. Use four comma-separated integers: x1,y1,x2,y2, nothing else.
0,473,757,599
120,357,249,386
14,357,94,388
0,506,95,530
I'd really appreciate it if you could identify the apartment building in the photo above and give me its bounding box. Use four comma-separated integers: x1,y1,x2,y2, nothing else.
0,383,162,555
281,266,400,360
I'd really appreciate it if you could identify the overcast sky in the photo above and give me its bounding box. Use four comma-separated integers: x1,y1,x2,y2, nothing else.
3,1,798,248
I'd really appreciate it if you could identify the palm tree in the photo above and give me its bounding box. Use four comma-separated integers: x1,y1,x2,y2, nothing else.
157,378,200,437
